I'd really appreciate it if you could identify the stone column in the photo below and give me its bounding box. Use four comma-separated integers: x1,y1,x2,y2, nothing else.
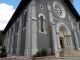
31,19,38,56
31,0,38,56
16,17,22,55
24,18,32,57
56,32,62,52
52,24,59,57
3,35,7,51
64,36,67,49
68,35,74,50
7,29,11,53
66,35,69,49
74,30,79,50
70,20,79,50
10,24,16,54
24,0,38,57
10,36,13,53
67,36,70,49
6,34,9,52
47,3,59,57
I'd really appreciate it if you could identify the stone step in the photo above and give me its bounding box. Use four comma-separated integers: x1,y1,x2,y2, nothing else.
59,49,80,57
33,57,80,60
33,56,56,60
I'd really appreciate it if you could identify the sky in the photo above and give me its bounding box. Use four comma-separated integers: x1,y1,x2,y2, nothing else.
0,0,21,30
0,0,80,30
73,0,80,14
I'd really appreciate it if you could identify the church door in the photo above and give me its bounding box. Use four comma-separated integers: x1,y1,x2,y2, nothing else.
59,37,64,49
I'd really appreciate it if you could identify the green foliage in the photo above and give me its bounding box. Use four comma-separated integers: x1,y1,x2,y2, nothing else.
33,51,42,57
1,46,6,52
0,31,3,46
41,48,48,56
33,48,48,57
0,51,2,55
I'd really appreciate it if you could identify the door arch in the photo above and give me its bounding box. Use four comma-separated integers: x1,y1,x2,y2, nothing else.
56,22,72,49
59,25,69,49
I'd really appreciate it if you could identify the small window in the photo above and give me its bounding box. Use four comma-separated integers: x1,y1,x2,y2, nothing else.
40,16,44,32
39,14,47,34
17,20,19,32
40,5,43,9
22,11,27,28
15,20,19,33
12,27,13,33
11,26,14,37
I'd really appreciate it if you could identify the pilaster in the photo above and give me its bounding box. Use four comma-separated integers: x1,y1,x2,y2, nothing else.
16,17,22,55
47,3,59,57
52,25,59,57
31,0,38,56
70,20,79,50
24,1,38,57
7,29,11,53
74,30,80,50
10,24,15,54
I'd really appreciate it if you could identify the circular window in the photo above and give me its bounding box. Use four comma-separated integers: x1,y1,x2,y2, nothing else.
53,1,66,18
40,5,43,9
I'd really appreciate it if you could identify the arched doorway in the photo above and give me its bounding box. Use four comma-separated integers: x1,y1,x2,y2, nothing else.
56,22,73,50
59,26,69,49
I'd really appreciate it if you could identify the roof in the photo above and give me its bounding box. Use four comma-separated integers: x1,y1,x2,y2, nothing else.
63,0,80,22
2,0,31,34
2,0,80,34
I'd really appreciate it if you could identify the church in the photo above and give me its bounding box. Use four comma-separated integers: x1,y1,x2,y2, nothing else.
2,0,80,57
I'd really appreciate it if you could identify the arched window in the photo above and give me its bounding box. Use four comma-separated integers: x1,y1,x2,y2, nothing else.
38,14,47,34
40,16,44,32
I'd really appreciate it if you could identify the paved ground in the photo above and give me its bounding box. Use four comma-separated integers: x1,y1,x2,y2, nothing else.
0,53,32,60
0,54,80,60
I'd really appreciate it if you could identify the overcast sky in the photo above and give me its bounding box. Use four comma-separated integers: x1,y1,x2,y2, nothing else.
0,0,80,30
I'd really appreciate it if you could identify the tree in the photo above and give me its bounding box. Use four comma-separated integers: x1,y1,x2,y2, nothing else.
0,31,3,46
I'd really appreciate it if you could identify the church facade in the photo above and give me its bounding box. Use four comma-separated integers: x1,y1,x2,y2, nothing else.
2,0,80,57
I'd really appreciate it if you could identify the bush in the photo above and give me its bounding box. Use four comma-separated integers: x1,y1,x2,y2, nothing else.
0,46,7,58
41,48,48,56
1,46,6,52
33,48,48,57
33,51,42,57
0,51,2,55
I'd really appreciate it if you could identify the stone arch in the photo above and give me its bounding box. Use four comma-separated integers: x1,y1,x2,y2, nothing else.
56,22,71,35
38,13,46,19
56,22,72,49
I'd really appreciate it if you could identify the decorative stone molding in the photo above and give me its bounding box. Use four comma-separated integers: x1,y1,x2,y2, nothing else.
56,22,71,35
40,5,43,9
53,1,66,18
38,13,47,34
72,26,76,30
47,3,51,11
38,13,46,19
